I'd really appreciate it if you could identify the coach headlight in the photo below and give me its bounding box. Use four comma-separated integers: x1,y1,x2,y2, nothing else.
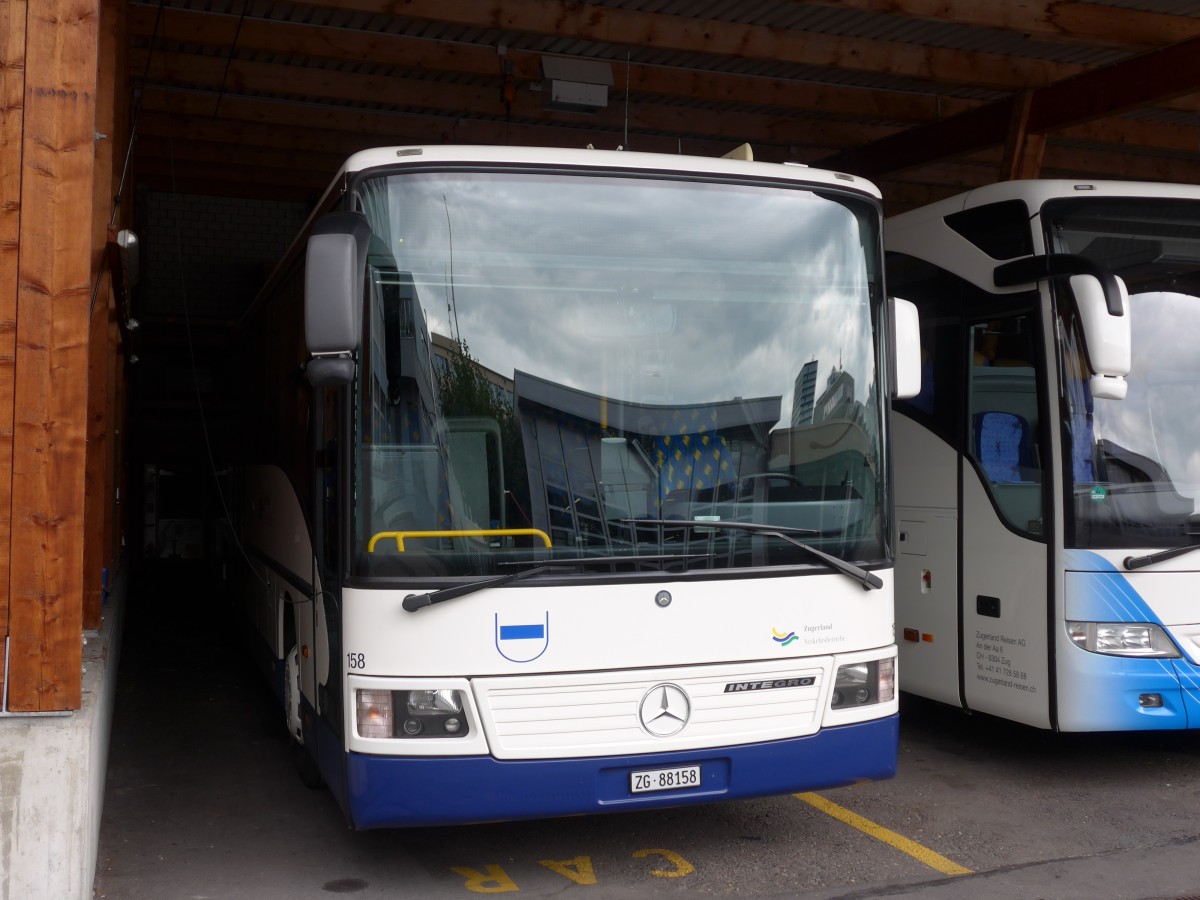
831,657,895,709
1067,622,1180,658
355,688,471,738
402,689,469,738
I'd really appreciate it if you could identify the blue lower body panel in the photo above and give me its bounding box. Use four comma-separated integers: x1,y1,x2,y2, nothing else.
1061,564,1200,731
342,715,898,828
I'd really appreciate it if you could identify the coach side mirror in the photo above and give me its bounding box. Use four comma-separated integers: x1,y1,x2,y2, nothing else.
994,252,1125,316
304,211,372,387
892,297,922,399
992,252,1130,400
1071,273,1130,400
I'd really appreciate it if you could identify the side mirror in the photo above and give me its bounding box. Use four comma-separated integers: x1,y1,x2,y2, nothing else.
892,297,922,399
304,211,372,386
992,252,1131,400
994,253,1125,316
1071,273,1130,400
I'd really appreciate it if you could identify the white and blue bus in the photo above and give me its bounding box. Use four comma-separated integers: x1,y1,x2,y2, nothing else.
888,179,1200,731
231,145,920,828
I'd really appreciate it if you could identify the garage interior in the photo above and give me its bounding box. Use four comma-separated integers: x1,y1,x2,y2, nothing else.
7,0,1200,895
121,0,1200,589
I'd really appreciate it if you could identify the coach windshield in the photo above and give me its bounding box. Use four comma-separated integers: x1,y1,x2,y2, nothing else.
1045,197,1200,549
350,167,888,579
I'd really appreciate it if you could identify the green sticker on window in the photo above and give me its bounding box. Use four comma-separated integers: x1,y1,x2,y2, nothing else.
1090,484,1108,502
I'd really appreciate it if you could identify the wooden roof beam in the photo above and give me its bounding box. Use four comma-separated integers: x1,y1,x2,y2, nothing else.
135,86,773,166
127,5,980,126
814,34,1200,179
791,0,1200,51
257,0,1081,93
131,50,899,153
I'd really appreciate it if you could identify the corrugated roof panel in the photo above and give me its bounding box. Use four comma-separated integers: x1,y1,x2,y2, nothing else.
127,0,1200,191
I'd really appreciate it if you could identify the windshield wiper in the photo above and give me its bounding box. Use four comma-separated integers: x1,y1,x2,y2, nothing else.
402,553,709,612
403,565,555,612
625,518,883,591
1124,544,1200,571
1124,515,1200,571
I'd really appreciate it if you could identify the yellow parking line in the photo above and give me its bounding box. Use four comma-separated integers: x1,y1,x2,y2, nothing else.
795,792,974,876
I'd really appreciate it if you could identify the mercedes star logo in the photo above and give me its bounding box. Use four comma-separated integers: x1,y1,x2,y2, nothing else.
638,683,691,737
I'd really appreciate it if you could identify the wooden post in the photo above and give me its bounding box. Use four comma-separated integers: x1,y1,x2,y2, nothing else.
7,0,100,711
0,0,28,704
1000,91,1047,181
85,0,127,631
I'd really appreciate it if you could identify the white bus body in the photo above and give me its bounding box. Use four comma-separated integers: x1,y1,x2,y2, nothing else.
232,145,910,827
888,180,1200,731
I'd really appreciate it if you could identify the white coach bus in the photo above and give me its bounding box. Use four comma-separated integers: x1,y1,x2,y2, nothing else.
231,144,920,828
887,179,1200,731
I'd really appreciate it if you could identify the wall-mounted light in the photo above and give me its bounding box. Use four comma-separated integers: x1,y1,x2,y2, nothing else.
116,229,139,288
541,56,613,113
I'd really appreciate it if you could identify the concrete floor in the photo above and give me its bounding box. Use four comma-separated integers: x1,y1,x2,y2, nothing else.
93,561,1200,899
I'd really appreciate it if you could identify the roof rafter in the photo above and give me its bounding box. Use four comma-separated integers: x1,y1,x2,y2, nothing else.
128,5,979,126
215,0,1083,92
816,33,1200,179
132,49,899,154
791,0,1200,50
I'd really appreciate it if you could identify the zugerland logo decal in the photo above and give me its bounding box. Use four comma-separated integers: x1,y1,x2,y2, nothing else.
772,627,798,647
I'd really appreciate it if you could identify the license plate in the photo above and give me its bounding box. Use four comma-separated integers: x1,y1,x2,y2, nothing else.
630,764,702,794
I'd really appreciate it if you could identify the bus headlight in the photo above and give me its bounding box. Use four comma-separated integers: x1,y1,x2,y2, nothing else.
403,689,469,737
356,688,471,738
831,658,895,709
1067,622,1180,658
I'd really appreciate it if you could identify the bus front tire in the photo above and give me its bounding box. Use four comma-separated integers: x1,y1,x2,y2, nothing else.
284,642,324,788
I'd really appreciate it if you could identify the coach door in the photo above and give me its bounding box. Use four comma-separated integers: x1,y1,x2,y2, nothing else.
959,309,1052,728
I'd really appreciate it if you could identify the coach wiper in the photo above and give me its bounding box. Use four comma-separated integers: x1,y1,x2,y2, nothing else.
625,519,883,591
1123,514,1200,571
402,553,710,612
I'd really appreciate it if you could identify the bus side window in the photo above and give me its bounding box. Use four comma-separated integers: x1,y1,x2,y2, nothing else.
887,251,964,446
966,317,1045,536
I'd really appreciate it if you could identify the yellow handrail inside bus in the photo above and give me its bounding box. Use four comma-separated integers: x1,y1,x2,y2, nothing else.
367,528,553,553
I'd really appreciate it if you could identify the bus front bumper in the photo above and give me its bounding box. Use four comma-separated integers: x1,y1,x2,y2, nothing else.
342,714,898,828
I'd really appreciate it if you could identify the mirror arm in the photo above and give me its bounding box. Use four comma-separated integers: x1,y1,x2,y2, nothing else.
305,355,355,388
993,254,1124,317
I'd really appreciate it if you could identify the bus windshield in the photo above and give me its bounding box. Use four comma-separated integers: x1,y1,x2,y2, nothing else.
1045,198,1200,548
352,168,886,578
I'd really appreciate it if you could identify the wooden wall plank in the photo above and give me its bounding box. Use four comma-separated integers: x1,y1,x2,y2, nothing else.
7,0,99,711
0,0,27,702
84,0,125,630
